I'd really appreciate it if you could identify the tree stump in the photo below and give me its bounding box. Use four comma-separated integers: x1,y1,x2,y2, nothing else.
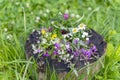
25,29,107,80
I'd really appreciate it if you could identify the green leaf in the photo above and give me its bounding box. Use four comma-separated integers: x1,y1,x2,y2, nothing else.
106,43,114,57
115,45,120,61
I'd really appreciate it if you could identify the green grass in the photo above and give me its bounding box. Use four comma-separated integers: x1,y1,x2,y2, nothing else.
0,0,120,80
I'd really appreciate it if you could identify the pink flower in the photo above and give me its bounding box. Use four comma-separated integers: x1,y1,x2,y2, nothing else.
63,14,69,20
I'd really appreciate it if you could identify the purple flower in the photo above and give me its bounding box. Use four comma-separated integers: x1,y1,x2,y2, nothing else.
73,50,79,56
73,38,79,44
53,50,58,55
65,42,72,53
65,42,70,49
54,43,60,50
91,45,97,52
81,48,92,58
43,52,49,57
36,49,42,53
81,48,86,54
86,50,92,58
63,14,69,20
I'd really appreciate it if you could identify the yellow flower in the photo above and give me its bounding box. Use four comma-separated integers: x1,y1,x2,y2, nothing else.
72,28,78,33
78,23,86,30
51,34,57,39
41,29,46,35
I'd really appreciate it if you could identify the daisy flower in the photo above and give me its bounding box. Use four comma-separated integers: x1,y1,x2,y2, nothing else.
72,28,78,33
78,23,86,30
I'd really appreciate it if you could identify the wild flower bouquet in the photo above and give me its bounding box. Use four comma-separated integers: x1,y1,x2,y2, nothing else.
25,11,106,79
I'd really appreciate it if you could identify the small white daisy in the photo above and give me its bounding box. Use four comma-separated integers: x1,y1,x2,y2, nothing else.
72,28,78,33
78,23,86,30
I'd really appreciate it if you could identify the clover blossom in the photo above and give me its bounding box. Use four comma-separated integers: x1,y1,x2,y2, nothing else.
63,13,69,20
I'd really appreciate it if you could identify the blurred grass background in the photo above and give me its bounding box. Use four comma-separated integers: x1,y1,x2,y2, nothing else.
0,0,120,80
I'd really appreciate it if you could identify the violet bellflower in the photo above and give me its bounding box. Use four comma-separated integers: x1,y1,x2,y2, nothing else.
65,42,72,53
43,52,49,57
63,13,69,20
54,43,60,50
65,42,70,49
53,50,58,55
81,48,92,58
91,45,97,53
73,38,79,45
73,50,79,56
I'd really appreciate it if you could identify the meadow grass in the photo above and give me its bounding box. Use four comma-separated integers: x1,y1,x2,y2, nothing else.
0,0,120,80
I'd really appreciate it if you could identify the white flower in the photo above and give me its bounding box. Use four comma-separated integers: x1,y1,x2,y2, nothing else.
58,12,62,15
4,28,8,32
70,55,74,59
66,54,70,58
83,32,88,36
82,32,88,38
51,21,54,24
37,41,40,43
63,33,73,39
42,38,47,44
82,35,85,38
58,50,64,55
6,34,13,40
71,13,75,17
46,9,50,13
86,37,89,41
76,14,80,18
36,16,40,20
35,16,40,23
78,23,86,30
72,28,78,33
32,44,36,50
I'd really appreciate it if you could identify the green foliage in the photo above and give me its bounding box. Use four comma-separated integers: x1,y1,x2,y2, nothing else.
0,0,120,80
